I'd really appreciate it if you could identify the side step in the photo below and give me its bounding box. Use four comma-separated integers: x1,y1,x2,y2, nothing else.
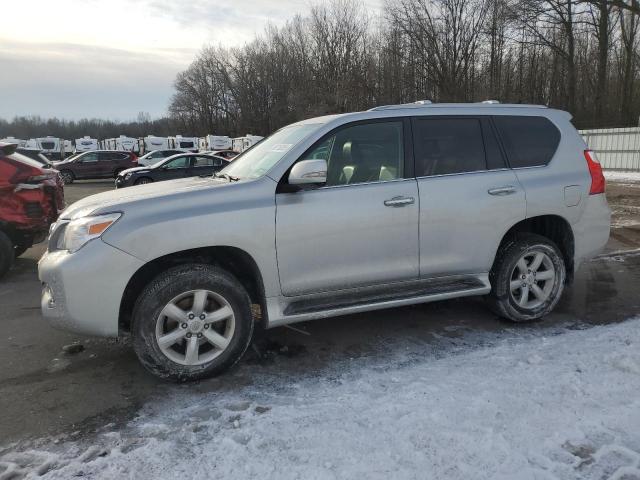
284,276,487,316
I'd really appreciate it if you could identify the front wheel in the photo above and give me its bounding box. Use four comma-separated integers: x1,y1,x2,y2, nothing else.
132,264,254,381
59,170,74,185
487,233,566,322
134,177,153,185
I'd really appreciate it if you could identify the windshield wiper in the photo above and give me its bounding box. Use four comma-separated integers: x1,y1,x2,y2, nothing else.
212,172,240,182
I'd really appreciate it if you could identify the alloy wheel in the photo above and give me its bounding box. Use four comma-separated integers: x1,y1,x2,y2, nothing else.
509,250,557,309
155,289,235,366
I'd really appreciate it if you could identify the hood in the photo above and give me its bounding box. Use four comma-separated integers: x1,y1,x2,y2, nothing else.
60,176,232,220
119,166,150,176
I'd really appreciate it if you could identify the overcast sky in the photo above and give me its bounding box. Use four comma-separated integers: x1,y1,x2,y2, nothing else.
1,0,380,121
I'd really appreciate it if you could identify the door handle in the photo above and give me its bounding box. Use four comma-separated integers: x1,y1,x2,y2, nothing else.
384,196,415,207
488,185,517,196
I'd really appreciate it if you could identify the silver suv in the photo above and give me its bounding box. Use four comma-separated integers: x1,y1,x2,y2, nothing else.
39,102,611,380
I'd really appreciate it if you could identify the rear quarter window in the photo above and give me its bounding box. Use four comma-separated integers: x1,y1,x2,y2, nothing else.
493,116,560,168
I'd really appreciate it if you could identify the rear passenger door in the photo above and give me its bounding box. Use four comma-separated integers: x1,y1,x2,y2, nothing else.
413,116,526,277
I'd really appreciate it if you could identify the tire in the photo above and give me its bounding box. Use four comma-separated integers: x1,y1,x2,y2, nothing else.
0,231,14,279
487,233,566,323
59,170,74,185
134,177,153,185
14,246,28,258
132,264,254,381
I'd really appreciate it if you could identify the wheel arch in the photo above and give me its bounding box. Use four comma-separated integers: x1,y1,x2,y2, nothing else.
119,246,267,333
495,214,575,282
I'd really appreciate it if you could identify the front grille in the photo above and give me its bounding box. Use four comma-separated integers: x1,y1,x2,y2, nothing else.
25,202,44,218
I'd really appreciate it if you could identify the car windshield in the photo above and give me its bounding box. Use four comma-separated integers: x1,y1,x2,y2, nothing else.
220,124,321,180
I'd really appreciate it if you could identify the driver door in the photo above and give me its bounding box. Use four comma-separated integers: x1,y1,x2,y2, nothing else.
74,152,100,178
275,119,419,296
159,156,190,180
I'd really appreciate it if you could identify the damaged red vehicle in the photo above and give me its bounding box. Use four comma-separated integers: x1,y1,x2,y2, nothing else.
0,143,64,278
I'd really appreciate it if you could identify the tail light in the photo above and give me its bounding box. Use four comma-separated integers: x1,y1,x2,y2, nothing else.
584,150,605,195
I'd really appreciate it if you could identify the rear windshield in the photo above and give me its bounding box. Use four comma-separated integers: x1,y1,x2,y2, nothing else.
493,116,560,168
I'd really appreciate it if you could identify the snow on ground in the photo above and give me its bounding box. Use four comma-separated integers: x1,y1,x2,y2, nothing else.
605,170,640,184
3,319,640,480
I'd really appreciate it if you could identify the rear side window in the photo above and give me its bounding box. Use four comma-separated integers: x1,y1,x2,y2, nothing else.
493,116,560,168
413,118,486,176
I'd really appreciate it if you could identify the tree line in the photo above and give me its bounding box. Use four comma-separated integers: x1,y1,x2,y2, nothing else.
2,0,638,141
170,0,640,135
0,113,178,142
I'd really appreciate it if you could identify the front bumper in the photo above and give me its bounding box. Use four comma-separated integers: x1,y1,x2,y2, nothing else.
39,239,143,337
114,176,131,189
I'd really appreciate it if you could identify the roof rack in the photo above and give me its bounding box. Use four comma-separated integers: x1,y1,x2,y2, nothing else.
368,101,547,111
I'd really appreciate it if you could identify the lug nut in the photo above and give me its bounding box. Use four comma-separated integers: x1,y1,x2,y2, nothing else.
186,332,192,338
197,333,203,338
199,314,206,320
188,313,195,320
181,323,188,329
204,324,210,329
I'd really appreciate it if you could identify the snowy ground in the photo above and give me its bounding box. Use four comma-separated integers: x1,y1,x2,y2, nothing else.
2,318,640,480
605,170,640,184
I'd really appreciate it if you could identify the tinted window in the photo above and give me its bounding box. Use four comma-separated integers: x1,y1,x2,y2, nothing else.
305,121,404,186
164,157,189,169
493,116,560,168
41,141,55,149
80,152,99,162
193,156,214,167
413,118,486,176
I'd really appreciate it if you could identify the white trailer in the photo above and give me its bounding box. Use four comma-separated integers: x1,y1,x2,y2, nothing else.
25,137,64,160
0,136,26,147
232,135,263,153
168,135,199,152
580,127,640,171
143,135,169,152
75,136,98,153
114,135,139,152
205,135,232,151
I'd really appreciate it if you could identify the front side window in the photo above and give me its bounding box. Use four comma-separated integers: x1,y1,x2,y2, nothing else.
80,152,98,162
413,118,486,177
493,116,560,168
163,157,189,169
304,121,404,187
193,156,214,167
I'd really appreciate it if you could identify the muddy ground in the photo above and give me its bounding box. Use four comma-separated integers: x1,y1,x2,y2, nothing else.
0,178,639,445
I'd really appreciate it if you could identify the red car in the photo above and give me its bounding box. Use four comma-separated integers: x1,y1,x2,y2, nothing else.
0,143,64,277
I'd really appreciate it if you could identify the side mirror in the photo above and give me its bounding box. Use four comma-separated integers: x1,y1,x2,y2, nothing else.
289,159,327,186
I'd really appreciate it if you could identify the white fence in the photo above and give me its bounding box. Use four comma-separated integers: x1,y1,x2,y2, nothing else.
579,127,640,171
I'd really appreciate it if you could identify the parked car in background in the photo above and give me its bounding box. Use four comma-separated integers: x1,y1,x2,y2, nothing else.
207,150,238,160
54,150,138,184
115,153,229,188
1,143,64,277
137,149,183,167
16,148,54,167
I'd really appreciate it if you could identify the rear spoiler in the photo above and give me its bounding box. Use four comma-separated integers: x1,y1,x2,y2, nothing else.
0,143,18,156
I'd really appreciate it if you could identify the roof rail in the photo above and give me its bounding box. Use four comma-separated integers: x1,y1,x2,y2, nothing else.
480,100,500,104
368,100,433,111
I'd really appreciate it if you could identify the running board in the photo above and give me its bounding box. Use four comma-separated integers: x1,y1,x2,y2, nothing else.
266,275,491,328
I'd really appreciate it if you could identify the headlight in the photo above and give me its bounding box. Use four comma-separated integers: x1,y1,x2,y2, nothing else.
61,213,121,253
124,173,132,179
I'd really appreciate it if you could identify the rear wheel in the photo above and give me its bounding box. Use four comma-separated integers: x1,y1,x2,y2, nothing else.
134,177,153,185
0,231,14,279
59,170,74,185
487,233,566,322
132,264,254,381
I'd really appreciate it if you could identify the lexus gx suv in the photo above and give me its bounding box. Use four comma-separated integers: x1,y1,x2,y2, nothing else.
39,102,611,380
